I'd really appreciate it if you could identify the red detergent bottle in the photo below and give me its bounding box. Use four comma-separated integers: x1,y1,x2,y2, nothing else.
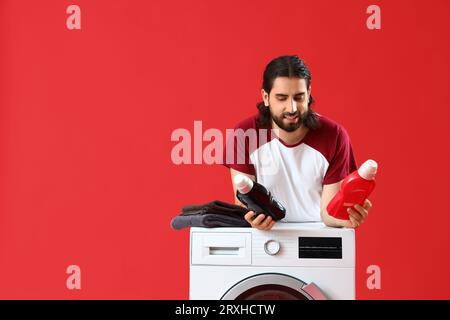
327,159,378,220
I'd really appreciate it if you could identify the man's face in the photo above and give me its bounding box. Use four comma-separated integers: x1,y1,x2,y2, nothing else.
262,77,311,132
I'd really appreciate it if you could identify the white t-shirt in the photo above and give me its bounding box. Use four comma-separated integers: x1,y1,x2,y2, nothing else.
223,113,357,222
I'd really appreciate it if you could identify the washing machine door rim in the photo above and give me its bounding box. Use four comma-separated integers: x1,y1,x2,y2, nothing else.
220,273,328,300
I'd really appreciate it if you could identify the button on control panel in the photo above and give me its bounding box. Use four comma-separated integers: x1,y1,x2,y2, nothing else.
263,239,281,255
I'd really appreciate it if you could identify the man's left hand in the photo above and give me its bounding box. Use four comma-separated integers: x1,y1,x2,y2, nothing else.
347,198,372,228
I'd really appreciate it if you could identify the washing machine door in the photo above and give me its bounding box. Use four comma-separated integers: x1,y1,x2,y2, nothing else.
220,273,328,300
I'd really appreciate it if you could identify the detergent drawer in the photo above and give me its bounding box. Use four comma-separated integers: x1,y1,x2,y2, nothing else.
191,232,252,266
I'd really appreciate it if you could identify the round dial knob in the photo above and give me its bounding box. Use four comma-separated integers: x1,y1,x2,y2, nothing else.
264,240,281,255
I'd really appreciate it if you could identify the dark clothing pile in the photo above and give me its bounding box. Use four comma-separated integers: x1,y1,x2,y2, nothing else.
171,200,251,230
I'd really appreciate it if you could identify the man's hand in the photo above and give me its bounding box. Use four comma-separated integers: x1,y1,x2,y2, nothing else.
346,199,372,228
325,198,372,228
244,211,276,230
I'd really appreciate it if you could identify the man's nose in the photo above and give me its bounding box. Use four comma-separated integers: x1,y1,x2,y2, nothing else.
287,98,298,113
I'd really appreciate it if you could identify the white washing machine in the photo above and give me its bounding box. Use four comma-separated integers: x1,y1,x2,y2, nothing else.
190,222,355,300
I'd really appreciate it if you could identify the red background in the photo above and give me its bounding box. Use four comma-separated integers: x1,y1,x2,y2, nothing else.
1,0,449,299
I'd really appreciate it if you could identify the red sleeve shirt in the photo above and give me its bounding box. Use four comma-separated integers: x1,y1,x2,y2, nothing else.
222,113,357,222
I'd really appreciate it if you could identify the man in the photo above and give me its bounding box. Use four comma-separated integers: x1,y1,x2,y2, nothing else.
223,55,372,230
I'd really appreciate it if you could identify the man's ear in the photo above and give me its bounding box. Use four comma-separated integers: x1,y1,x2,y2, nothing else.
261,89,269,107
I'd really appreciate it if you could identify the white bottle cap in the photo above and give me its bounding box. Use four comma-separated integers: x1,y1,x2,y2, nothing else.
233,174,254,194
358,159,378,180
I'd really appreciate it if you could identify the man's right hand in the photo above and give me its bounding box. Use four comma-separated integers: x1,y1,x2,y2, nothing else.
244,211,276,230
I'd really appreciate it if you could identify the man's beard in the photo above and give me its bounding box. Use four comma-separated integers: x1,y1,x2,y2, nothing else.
271,108,310,132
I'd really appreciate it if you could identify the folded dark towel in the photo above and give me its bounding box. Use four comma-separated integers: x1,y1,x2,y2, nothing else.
171,200,251,230
171,213,251,230
181,200,249,216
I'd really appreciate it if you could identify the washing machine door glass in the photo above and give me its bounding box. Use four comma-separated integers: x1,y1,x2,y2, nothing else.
221,273,327,300
234,284,308,300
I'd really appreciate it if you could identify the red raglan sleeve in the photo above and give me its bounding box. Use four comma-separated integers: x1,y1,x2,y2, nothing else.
222,118,256,176
323,125,357,185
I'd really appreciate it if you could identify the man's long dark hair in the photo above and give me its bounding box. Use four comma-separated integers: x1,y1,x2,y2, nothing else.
256,55,320,130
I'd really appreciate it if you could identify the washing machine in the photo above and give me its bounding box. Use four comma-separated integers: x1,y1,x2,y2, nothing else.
189,222,355,300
